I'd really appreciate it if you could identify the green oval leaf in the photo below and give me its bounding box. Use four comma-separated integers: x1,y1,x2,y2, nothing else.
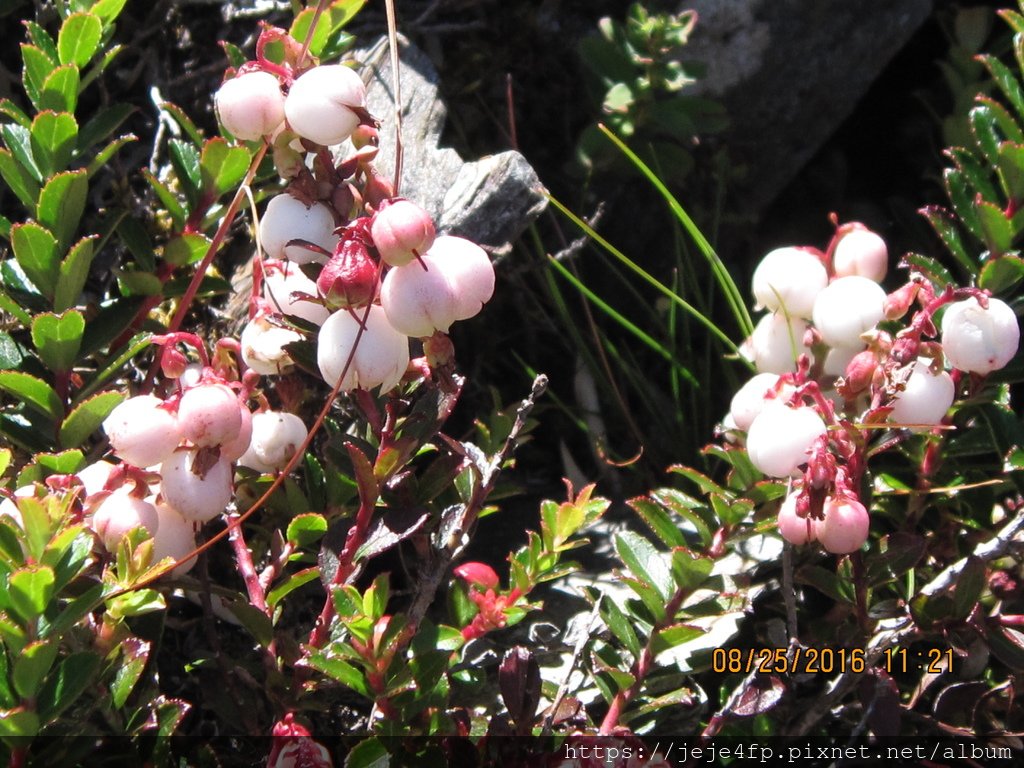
199,137,251,197
13,639,58,699
32,310,85,373
37,651,100,722
0,707,40,738
980,253,1024,294
37,169,88,251
8,565,56,623
21,43,55,109
55,235,96,312
615,530,674,603
59,390,124,448
11,221,58,298
30,111,78,178
40,64,80,113
58,13,103,67
1,123,43,183
0,370,62,420
0,148,41,208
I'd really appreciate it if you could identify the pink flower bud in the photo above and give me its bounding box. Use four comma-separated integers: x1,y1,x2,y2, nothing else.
221,405,254,462
177,382,243,448
215,71,286,142
317,305,410,392
941,296,1020,374
812,276,886,348
285,64,366,147
263,260,330,325
104,395,182,468
841,349,878,396
259,193,339,264
752,246,828,319
454,562,500,591
238,411,307,474
425,235,495,321
241,314,302,375
159,448,233,523
370,200,436,267
889,359,955,427
832,225,888,283
91,491,160,551
817,497,870,554
151,501,196,576
746,402,827,478
380,253,459,337
777,491,817,545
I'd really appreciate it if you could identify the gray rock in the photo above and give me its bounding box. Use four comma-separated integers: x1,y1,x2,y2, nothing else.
682,0,933,211
357,37,546,253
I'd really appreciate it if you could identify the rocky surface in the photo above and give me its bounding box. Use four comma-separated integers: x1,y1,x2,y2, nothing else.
682,0,934,211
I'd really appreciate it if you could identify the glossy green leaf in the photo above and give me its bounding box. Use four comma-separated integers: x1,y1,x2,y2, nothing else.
40,64,80,113
984,624,1024,671
0,648,12,709
141,169,185,226
946,146,998,203
600,594,641,658
54,235,95,312
162,233,211,266
23,22,58,64
0,371,62,420
943,168,984,241
85,133,135,178
0,148,41,208
650,623,704,657
114,268,161,296
628,495,687,548
670,548,713,592
969,104,1002,166
199,137,251,196
30,111,78,178
980,253,1024,293
168,138,200,207
77,103,133,153
21,44,55,108
90,0,128,23
2,123,43,183
976,199,1013,256
36,651,100,722
344,736,389,768
267,567,320,610
977,96,1024,145
286,513,328,548
952,557,987,621
303,651,371,697
289,0,365,59
900,251,957,288
77,299,146,360
59,390,123,448
158,101,203,146
110,636,148,708
13,640,58,700
31,310,84,372
11,221,58,297
8,565,56,622
0,99,30,129
0,707,40,738
58,13,103,67
37,169,88,251
615,530,673,602
998,142,1024,205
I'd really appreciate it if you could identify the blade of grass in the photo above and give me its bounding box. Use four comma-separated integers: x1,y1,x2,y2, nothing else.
545,194,748,362
596,123,753,337
548,256,698,386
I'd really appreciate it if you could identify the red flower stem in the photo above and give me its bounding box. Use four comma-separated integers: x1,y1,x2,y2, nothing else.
227,512,268,613
142,143,269,392
598,583,690,734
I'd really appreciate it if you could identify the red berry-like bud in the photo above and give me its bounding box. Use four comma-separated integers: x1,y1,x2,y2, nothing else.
454,562,500,591
317,224,378,309
884,281,921,321
840,349,878,397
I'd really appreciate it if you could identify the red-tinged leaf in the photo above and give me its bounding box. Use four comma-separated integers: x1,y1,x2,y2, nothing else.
731,673,785,717
346,441,379,508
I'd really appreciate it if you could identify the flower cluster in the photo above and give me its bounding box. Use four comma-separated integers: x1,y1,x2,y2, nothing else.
727,221,1020,553
216,26,495,393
